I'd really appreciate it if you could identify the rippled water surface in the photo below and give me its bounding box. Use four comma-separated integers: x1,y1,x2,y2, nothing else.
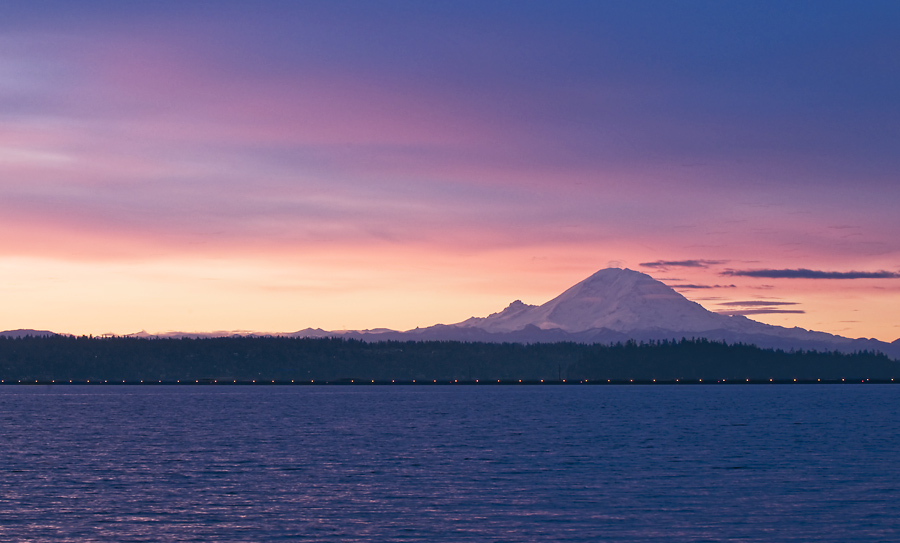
1,385,898,541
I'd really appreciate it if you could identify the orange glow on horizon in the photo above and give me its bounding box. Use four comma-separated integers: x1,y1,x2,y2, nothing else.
0,248,898,342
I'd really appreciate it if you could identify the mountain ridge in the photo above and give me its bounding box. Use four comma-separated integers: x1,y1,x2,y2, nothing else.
0,329,56,338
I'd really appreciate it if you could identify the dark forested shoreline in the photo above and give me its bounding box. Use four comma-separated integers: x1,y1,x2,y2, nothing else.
0,335,897,384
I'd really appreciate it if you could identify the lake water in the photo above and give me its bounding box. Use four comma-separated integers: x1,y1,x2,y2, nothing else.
0,385,898,542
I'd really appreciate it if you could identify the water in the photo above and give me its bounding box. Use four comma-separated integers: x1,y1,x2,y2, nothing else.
0,385,898,542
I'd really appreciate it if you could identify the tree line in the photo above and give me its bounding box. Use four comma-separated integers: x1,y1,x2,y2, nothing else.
0,335,896,383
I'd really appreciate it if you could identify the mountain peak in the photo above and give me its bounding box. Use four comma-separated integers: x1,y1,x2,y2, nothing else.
504,299,532,311
457,267,732,333
565,267,664,294
456,299,537,328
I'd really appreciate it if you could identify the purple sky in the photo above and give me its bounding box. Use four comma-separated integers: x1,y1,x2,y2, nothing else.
1,1,899,339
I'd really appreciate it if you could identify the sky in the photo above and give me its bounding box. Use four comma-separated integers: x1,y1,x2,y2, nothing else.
1,1,899,340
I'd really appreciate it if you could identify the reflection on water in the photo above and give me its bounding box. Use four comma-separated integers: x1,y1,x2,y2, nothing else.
0,385,898,541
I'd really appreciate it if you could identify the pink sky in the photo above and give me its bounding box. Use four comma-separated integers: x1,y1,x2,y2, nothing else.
1,3,899,340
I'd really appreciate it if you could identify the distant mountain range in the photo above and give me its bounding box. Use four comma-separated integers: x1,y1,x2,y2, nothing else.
5,268,898,359
0,329,55,338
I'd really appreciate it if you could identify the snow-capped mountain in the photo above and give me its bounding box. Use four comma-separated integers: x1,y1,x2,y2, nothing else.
456,268,738,333
322,268,899,359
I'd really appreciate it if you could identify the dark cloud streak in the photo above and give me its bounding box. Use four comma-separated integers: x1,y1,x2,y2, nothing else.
671,284,736,289
716,309,806,316
641,259,725,270
722,269,900,279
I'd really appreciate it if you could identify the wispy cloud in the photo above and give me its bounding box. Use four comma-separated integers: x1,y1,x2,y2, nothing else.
722,269,900,279
716,308,806,316
715,299,804,316
641,259,725,270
